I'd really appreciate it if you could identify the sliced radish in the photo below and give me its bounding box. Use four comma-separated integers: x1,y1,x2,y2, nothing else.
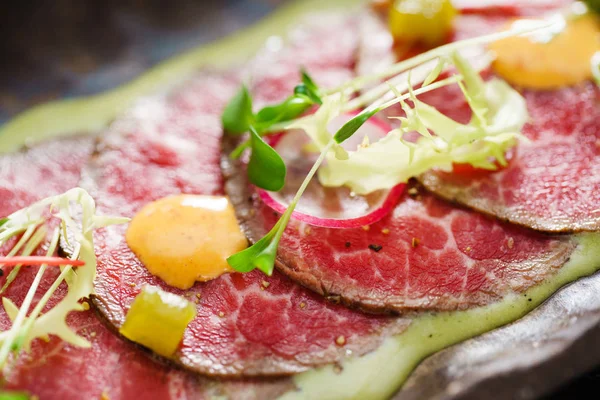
258,113,405,228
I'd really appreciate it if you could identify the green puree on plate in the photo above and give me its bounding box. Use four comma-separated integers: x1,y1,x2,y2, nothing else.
1,0,600,399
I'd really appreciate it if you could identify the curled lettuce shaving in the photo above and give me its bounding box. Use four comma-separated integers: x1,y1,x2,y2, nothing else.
317,52,529,195
0,188,128,365
287,92,349,160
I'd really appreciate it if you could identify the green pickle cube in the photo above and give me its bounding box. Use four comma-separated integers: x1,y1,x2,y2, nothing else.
119,285,197,357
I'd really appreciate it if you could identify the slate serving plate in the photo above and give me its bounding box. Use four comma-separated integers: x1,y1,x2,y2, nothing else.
1,0,598,398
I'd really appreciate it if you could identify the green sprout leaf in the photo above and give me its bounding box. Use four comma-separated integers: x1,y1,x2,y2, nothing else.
227,221,281,275
247,127,286,191
301,69,318,91
333,107,381,144
294,85,322,106
255,96,313,130
295,69,322,105
229,139,251,159
228,140,334,275
222,85,254,135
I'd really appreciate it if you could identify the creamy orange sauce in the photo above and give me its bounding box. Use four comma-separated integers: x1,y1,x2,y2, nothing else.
490,14,600,89
126,195,247,289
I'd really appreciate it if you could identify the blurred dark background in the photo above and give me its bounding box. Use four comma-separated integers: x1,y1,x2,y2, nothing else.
0,0,286,122
0,0,598,398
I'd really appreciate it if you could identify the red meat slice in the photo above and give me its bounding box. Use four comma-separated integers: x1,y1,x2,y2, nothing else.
0,132,293,400
420,83,600,233
223,140,576,313
357,6,600,233
0,268,293,400
222,9,577,314
85,16,408,377
0,136,94,215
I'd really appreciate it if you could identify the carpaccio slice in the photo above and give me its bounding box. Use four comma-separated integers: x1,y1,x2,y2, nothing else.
359,4,600,233
420,82,600,233
0,136,94,214
223,142,576,313
0,269,292,400
222,9,577,313
0,138,293,399
84,16,408,378
453,0,574,15
247,14,357,108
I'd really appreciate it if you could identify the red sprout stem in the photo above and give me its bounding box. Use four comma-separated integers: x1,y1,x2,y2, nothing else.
0,256,85,267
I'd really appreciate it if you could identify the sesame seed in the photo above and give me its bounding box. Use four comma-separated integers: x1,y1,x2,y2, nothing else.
362,225,370,231
381,228,390,235
336,335,346,346
408,187,419,197
304,227,312,235
90,331,97,338
261,280,270,289
128,282,136,288
411,238,420,248
465,246,471,252
300,302,306,309
81,301,90,311
218,311,225,318
196,293,202,299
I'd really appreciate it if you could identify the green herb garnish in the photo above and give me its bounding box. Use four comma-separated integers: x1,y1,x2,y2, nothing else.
222,71,324,191
221,85,253,135
334,107,381,144
247,127,286,192
0,188,128,370
223,18,557,276
227,140,334,274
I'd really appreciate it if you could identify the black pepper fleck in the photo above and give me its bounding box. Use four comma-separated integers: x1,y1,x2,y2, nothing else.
528,298,532,302
368,244,383,252
345,242,351,248
0,269,3,277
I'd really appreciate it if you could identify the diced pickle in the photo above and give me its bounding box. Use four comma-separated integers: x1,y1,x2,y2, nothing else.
119,285,197,357
389,0,457,46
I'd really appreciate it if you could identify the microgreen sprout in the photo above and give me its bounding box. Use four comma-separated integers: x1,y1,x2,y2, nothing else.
0,188,128,370
223,70,324,191
227,140,334,275
222,17,558,276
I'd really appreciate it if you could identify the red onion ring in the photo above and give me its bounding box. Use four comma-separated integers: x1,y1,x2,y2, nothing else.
257,113,405,228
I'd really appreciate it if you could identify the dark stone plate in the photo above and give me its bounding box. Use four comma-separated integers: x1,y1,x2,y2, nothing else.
394,272,600,399
2,1,598,398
